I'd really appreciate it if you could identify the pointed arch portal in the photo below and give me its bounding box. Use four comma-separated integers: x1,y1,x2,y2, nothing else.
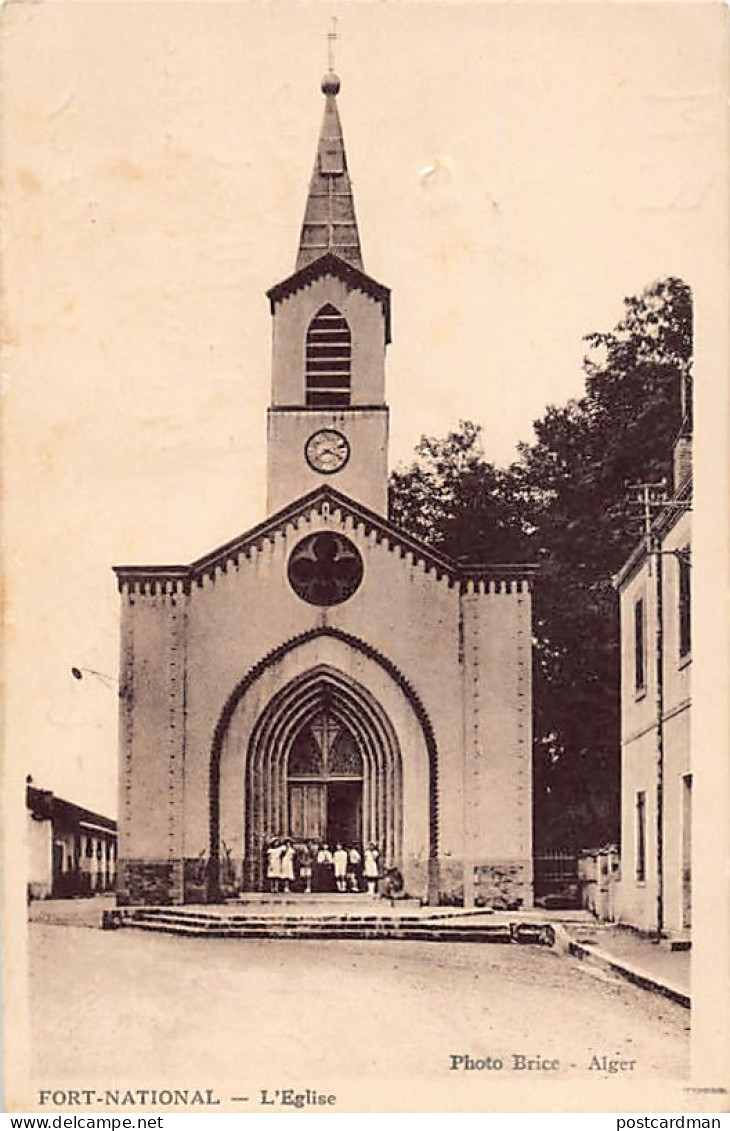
243,666,402,889
208,627,438,901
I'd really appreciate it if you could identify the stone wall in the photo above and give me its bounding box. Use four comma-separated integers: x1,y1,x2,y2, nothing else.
472,860,533,910
117,858,183,906
182,855,242,903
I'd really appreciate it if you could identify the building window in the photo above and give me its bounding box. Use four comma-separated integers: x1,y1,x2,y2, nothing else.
634,596,646,694
635,791,646,882
678,549,691,659
306,304,351,407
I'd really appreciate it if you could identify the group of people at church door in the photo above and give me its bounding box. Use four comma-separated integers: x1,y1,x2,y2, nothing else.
265,838,381,895
311,842,381,895
315,843,357,893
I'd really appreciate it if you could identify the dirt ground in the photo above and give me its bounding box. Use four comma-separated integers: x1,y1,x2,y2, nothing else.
28,916,689,1103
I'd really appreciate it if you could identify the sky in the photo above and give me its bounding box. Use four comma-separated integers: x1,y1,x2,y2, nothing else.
3,1,725,816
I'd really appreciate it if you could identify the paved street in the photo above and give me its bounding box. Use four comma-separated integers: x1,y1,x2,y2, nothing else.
30,916,689,1098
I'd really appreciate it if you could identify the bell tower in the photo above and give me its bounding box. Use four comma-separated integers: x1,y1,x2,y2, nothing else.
266,70,391,516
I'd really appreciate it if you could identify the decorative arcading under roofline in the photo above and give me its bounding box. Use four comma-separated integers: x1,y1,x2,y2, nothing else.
113,569,191,597
113,485,539,595
459,569,538,596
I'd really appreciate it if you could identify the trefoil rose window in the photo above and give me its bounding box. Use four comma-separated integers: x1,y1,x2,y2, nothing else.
287,532,363,606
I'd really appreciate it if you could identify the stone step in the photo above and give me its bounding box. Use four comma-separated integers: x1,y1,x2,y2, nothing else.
127,924,513,943
127,909,504,927
133,909,433,926
124,913,513,943
128,912,508,933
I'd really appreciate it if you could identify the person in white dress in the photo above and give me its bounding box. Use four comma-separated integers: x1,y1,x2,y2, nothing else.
363,843,380,897
280,839,296,893
266,838,285,893
333,843,348,893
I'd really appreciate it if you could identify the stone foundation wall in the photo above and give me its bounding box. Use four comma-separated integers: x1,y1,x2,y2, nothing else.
118,856,531,908
473,859,533,910
117,858,184,906
181,856,244,903
182,858,209,904
431,857,533,908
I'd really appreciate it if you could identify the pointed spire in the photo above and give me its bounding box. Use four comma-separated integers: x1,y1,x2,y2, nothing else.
296,71,363,272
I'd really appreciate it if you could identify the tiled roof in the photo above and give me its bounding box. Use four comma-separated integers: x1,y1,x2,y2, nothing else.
26,784,117,833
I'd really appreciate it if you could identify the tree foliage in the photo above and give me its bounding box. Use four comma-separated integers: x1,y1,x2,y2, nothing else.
389,277,692,849
389,421,531,563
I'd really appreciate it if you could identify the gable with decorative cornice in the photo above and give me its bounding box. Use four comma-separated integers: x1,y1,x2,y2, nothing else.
113,485,537,597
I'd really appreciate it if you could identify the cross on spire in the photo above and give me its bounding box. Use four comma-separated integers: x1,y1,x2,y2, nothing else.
327,16,339,73
295,28,364,271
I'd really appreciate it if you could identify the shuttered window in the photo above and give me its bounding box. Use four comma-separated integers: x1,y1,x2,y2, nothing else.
636,791,646,882
634,597,646,693
678,550,691,659
306,304,351,407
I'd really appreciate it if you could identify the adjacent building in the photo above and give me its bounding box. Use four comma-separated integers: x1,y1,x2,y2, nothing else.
27,779,117,899
613,392,692,938
113,70,536,908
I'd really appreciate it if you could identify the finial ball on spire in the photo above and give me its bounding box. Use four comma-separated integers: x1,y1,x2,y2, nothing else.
321,71,341,96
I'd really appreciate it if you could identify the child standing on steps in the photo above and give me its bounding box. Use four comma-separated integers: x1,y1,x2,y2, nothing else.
333,843,348,893
363,843,380,897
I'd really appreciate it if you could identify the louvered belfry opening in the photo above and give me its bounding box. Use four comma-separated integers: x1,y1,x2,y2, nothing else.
306,304,351,407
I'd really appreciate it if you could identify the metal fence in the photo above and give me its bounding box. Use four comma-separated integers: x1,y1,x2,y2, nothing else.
533,851,580,909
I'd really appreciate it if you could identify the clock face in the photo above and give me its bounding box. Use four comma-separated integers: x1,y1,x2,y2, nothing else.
305,429,350,474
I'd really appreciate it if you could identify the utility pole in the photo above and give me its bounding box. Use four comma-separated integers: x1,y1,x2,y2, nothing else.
652,523,665,942
627,481,667,941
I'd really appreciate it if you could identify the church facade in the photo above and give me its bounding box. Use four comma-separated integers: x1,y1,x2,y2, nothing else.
114,71,536,908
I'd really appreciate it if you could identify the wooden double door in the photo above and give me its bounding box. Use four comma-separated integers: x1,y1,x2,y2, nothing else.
285,709,364,849
289,780,362,847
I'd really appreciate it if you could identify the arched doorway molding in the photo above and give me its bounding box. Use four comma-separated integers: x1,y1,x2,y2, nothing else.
244,664,402,889
208,627,439,900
